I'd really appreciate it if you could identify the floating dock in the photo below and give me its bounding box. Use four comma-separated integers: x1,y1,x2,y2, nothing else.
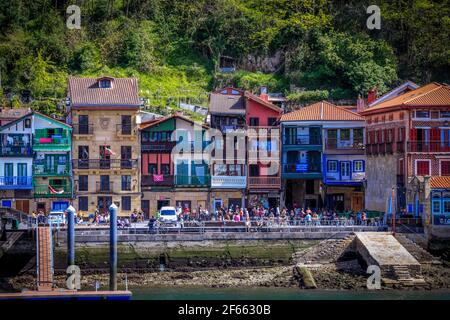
0,290,132,300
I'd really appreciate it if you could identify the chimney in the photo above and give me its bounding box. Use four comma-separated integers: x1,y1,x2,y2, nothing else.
356,95,366,113
367,88,377,104
259,86,269,102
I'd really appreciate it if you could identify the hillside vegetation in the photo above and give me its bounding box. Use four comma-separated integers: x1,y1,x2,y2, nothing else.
0,0,449,117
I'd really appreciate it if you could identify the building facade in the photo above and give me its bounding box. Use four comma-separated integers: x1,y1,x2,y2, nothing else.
280,101,366,211
0,112,72,213
361,82,450,235
67,76,141,216
140,114,210,218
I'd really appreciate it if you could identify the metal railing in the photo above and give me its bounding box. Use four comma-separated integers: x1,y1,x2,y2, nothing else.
33,184,72,197
72,124,94,135
33,161,70,176
282,135,322,146
325,138,364,150
95,181,114,193
0,176,33,188
282,163,321,174
0,145,33,156
142,175,174,187
73,159,138,170
248,176,281,188
141,141,176,152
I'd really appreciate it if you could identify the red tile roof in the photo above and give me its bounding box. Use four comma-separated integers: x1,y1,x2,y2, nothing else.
68,76,140,108
280,101,364,122
139,113,208,130
430,176,450,189
244,91,281,113
361,82,450,115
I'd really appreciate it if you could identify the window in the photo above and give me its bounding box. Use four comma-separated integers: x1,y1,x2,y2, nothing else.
327,160,338,172
268,118,277,126
99,79,111,88
100,175,110,191
122,196,131,211
444,200,450,214
78,197,88,211
432,200,441,214
398,127,405,141
416,160,430,176
340,129,350,141
441,111,450,118
229,164,242,176
161,164,170,175
121,175,131,191
148,163,157,174
249,164,259,177
441,160,450,176
79,175,88,191
78,146,89,159
354,160,364,172
121,115,132,135
249,118,259,126
415,110,430,118
24,118,31,128
353,128,363,144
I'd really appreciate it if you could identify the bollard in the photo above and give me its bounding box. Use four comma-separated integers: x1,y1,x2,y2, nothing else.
109,203,118,291
66,205,76,268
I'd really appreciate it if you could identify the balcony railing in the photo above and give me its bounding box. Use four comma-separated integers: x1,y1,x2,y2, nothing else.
0,145,33,157
73,159,138,170
33,136,70,149
116,124,133,135
408,141,450,152
283,135,322,146
95,181,114,193
141,141,176,152
175,175,211,187
325,138,364,150
282,163,322,174
0,176,32,189
247,126,279,136
33,161,70,176
33,184,71,197
211,175,247,188
72,124,94,135
248,176,281,189
142,175,175,187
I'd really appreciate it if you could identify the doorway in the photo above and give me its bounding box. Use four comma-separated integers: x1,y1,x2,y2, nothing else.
97,196,112,214
141,200,150,219
16,200,30,214
351,194,363,212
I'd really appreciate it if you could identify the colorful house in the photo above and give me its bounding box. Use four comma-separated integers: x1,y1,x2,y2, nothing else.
0,112,72,213
244,89,282,209
361,82,450,236
67,76,141,217
280,101,366,211
140,114,210,217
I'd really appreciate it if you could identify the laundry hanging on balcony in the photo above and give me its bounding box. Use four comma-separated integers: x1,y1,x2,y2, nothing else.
153,174,164,182
48,185,65,194
104,147,116,156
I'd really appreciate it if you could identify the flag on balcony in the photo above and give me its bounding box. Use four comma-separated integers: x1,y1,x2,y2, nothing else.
48,185,64,194
104,147,116,156
153,174,164,182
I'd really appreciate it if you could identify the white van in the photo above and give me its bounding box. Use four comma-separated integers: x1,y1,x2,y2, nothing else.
158,206,178,225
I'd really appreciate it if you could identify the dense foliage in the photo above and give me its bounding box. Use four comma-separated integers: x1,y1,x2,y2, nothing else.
0,0,449,114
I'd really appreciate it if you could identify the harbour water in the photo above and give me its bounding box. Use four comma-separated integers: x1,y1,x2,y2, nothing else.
131,287,450,300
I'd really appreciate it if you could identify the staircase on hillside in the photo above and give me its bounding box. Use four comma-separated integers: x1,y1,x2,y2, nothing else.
36,227,53,291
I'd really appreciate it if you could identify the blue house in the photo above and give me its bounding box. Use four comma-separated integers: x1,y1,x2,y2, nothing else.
280,101,366,212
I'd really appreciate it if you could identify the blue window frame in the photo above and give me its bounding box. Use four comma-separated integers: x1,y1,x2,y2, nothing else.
444,200,450,214
353,160,365,172
52,201,69,211
2,200,12,208
327,160,338,172
432,200,441,214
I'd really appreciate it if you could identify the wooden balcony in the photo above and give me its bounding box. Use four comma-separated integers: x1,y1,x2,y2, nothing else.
248,176,281,189
211,175,247,188
141,141,176,152
33,184,72,198
408,141,450,153
33,161,70,176
142,175,174,187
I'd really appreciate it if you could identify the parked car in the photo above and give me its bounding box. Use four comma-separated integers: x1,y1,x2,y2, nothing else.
158,206,178,225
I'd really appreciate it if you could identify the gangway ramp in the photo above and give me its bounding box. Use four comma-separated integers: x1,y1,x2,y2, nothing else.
36,227,53,291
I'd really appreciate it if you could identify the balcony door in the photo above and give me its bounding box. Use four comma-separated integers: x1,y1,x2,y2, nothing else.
78,115,89,134
121,115,132,135
340,161,351,180
121,146,132,168
4,163,13,185
99,146,111,169
327,129,337,148
17,163,27,185
176,161,189,184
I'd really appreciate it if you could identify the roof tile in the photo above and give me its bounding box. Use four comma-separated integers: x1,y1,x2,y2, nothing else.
430,176,450,189
280,101,364,122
